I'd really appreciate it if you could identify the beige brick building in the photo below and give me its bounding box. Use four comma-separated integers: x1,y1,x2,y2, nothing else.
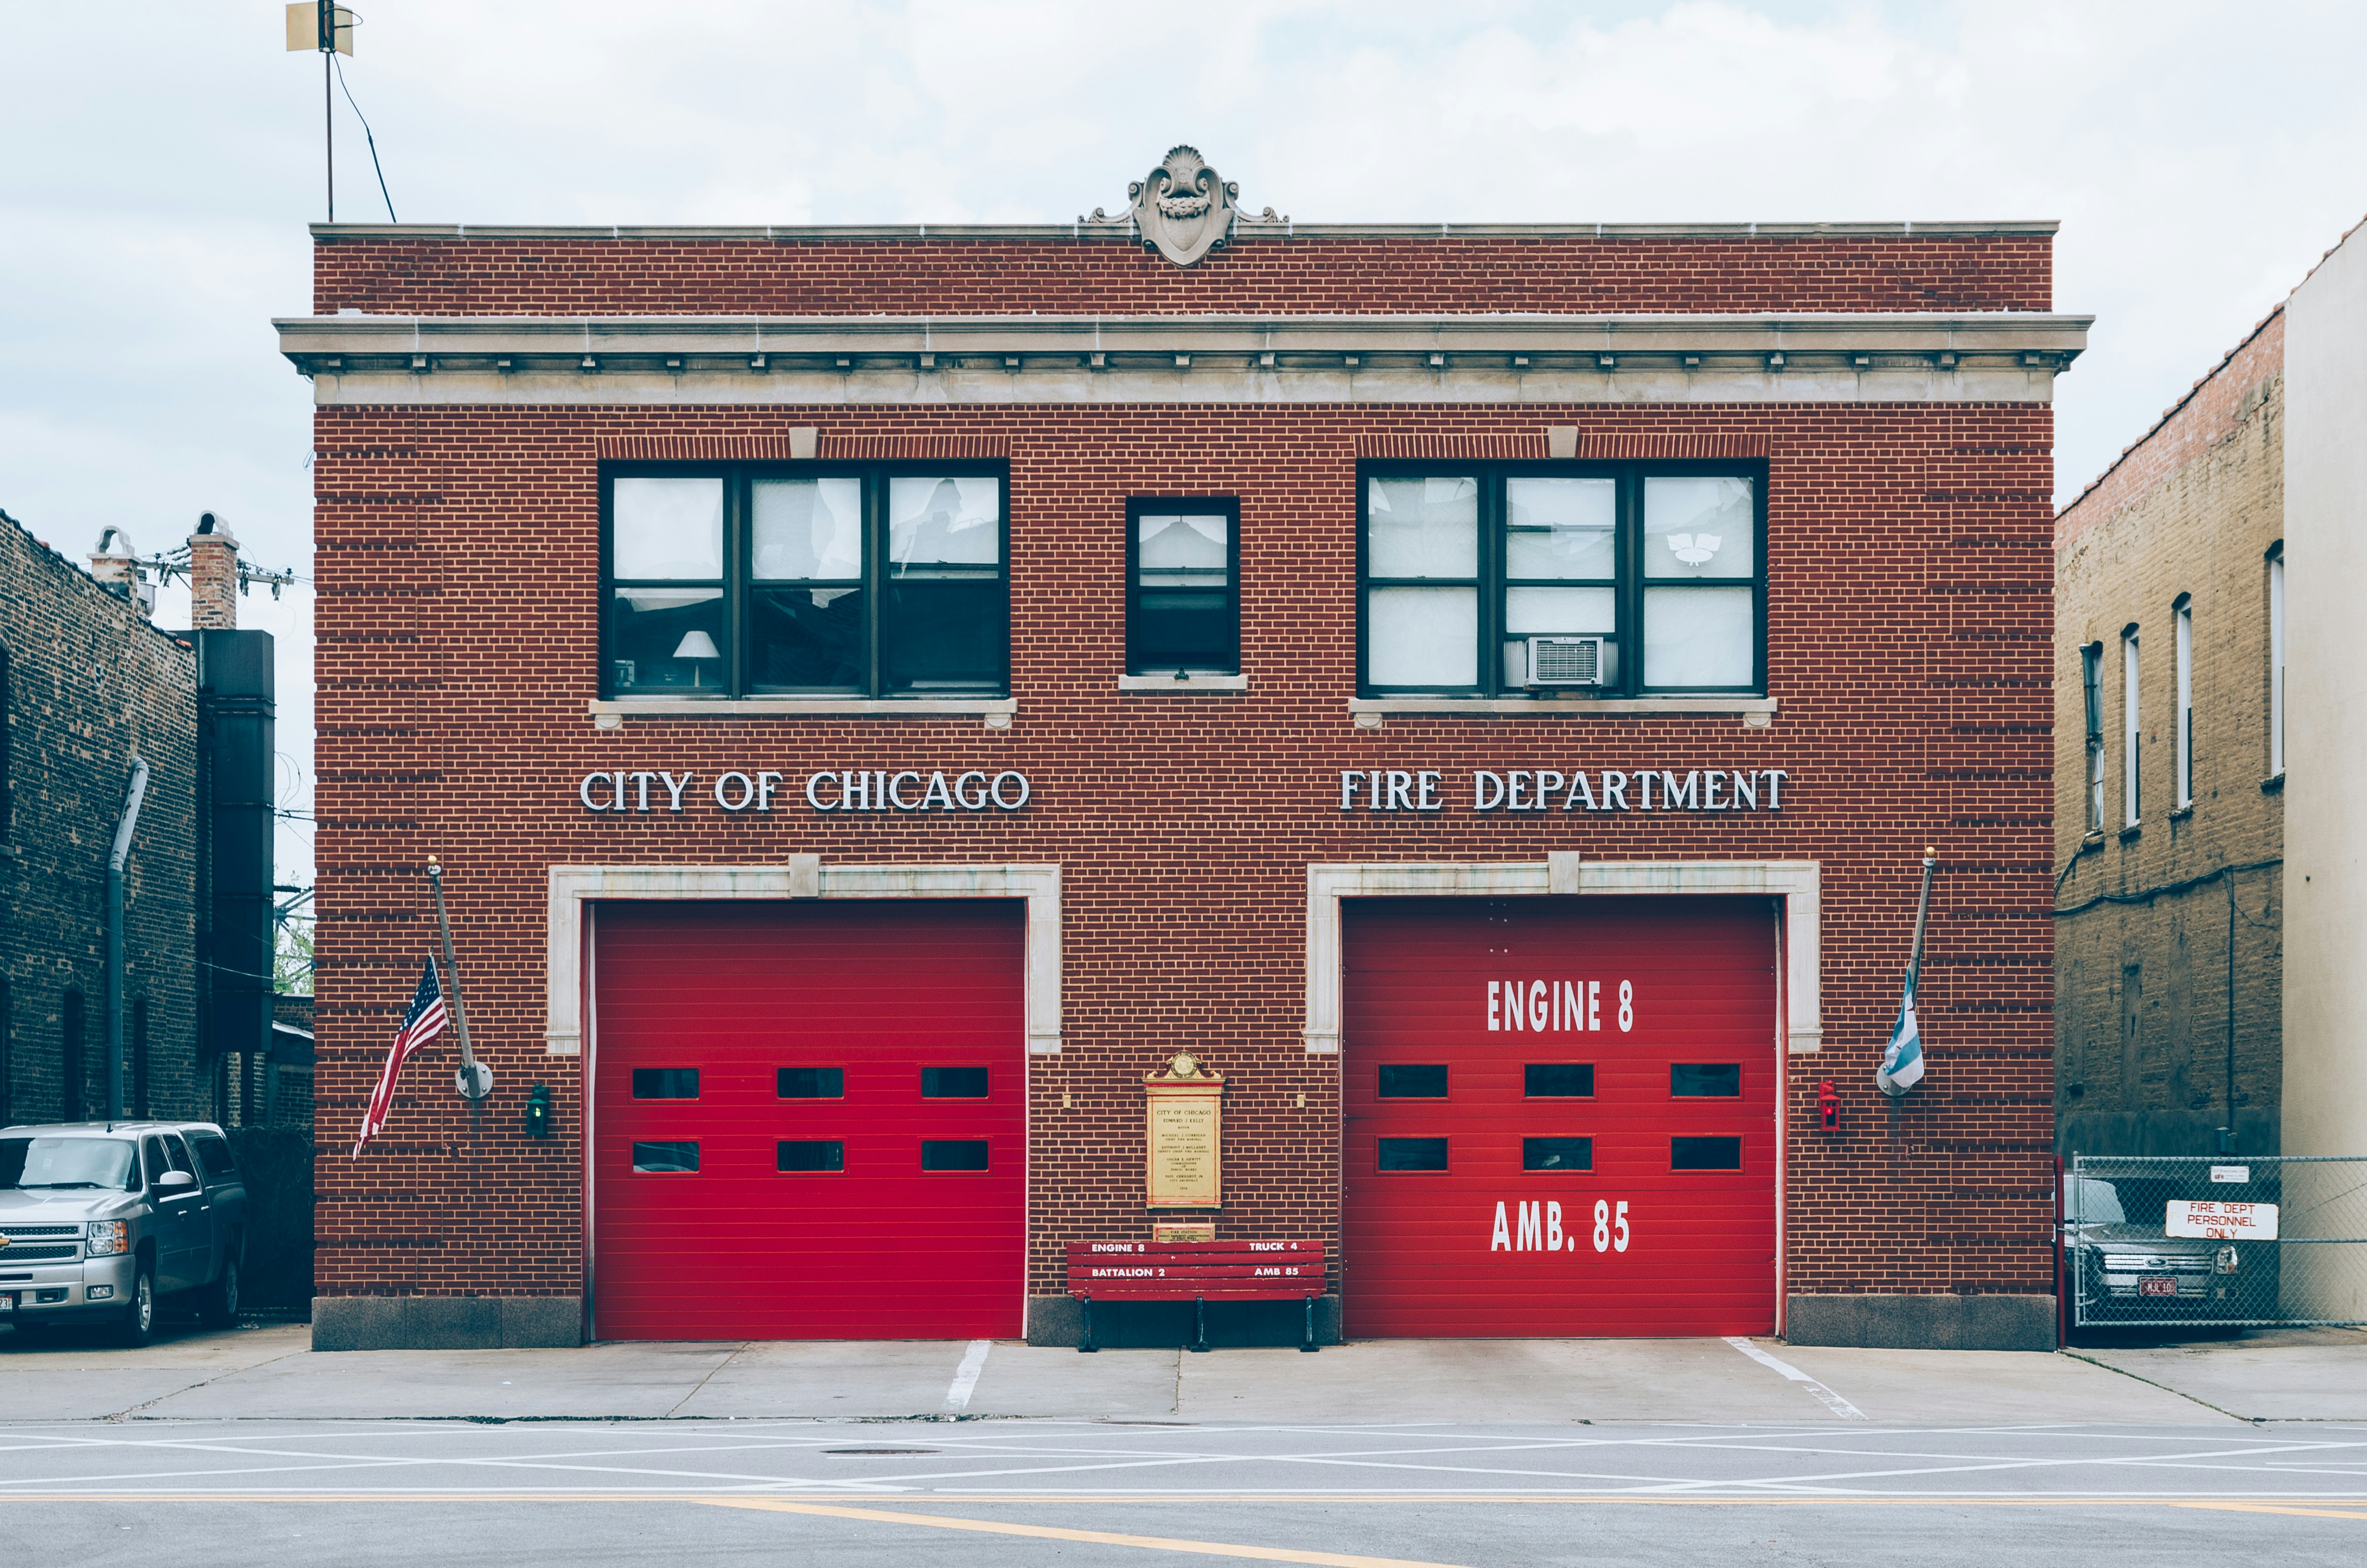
2053,310,2285,1159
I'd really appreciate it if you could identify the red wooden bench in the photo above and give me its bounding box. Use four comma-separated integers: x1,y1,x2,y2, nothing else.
1066,1240,1326,1353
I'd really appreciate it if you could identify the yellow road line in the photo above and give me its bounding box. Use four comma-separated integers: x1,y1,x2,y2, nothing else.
702,1496,1468,1564
2168,1500,2367,1522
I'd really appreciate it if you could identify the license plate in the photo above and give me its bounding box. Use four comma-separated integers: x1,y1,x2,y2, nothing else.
0,1293,13,1313
2139,1276,2179,1297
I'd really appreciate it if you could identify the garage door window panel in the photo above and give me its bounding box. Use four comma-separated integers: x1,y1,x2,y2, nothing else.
1523,1137,1594,1171
1670,1064,1742,1098
1670,1136,1743,1171
922,1067,989,1098
1524,1064,1596,1098
632,1140,700,1173
1377,1137,1449,1172
632,1068,699,1099
1358,464,1764,697
922,1139,991,1172
1378,1064,1449,1098
777,1140,846,1173
776,1067,846,1099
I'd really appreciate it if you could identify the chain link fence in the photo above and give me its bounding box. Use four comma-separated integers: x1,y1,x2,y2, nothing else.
2067,1155,2367,1329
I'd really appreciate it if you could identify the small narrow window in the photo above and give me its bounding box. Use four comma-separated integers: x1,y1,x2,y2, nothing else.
2174,596,2194,809
2122,628,2142,827
776,1067,846,1099
1128,499,1239,676
921,1067,989,1098
1672,1136,1742,1171
1523,1063,1596,1098
1377,1064,1448,1098
1377,1137,1449,1171
776,1140,845,1173
631,1068,699,1099
2268,545,2285,776
1522,1137,1593,1171
2081,642,2105,833
1670,1063,1742,1097
921,1139,989,1171
631,1140,699,1172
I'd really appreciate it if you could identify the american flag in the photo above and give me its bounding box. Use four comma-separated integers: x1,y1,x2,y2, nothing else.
353,957,448,1158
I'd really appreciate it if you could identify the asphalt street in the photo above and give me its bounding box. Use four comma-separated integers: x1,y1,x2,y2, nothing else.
2,1417,2366,1565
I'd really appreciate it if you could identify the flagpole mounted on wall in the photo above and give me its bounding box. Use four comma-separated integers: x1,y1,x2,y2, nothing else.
1875,846,1937,1099
426,856,493,1101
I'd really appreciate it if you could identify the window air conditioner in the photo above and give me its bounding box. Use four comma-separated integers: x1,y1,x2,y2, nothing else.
1526,635,1607,688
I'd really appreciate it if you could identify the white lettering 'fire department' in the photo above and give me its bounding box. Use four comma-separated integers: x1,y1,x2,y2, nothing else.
577,769,1031,814
1341,769,1788,813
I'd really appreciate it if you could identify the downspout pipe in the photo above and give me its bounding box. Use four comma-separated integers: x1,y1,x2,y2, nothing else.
106,756,150,1121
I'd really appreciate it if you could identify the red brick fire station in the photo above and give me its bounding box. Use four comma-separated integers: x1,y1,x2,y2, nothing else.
281,148,2082,1351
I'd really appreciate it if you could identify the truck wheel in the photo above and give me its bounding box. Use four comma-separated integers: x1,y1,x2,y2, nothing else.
199,1251,241,1329
113,1264,156,1349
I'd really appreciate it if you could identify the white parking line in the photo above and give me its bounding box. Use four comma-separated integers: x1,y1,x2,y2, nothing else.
945,1340,992,1413
1723,1337,1868,1421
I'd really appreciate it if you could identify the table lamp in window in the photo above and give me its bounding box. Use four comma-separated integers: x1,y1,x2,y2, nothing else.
673,629,721,687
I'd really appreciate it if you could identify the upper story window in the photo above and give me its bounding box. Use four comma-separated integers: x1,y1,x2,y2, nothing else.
1128,498,1239,676
2267,543,2285,777
1357,464,1764,697
2174,595,2194,810
603,465,1007,700
2080,642,2105,834
2121,626,2142,828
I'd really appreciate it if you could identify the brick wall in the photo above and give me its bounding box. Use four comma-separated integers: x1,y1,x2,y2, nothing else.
308,397,2058,1306
312,231,2055,318
0,510,203,1125
2053,312,2284,1157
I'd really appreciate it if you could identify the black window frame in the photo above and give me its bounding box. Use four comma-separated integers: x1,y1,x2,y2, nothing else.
1356,460,1769,699
600,460,1011,701
1125,495,1241,677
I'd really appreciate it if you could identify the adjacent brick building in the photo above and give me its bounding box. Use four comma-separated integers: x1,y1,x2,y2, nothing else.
1,510,200,1124
0,508,281,1134
2052,310,2285,1160
280,153,2088,1351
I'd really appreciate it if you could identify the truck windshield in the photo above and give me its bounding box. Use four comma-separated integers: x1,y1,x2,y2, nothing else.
0,1137,140,1192
2066,1176,2127,1224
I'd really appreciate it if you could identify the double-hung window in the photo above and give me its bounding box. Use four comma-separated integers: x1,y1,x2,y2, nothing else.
1358,463,1764,697
2121,627,2141,828
1128,498,1239,676
603,465,1007,699
2174,595,2194,809
2080,642,2105,833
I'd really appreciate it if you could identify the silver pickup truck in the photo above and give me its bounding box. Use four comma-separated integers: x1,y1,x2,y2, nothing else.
0,1121,246,1346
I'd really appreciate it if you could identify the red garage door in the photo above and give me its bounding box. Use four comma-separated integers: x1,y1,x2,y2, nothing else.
591,900,1025,1341
1343,896,1778,1338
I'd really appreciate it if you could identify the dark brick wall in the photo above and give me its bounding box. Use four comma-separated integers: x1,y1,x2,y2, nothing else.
312,231,2055,318
0,511,203,1125
309,398,2058,1307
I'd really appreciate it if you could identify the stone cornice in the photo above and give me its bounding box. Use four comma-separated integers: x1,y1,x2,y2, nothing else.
311,218,2061,243
277,311,2089,406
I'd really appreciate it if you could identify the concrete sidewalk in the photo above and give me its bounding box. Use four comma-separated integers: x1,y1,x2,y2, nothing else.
3,1319,2359,1424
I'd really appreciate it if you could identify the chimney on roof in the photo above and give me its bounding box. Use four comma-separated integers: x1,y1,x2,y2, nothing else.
189,511,239,629
89,526,155,618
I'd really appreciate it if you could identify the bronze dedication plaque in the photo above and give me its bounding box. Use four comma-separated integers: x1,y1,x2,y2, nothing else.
1144,1053,1223,1209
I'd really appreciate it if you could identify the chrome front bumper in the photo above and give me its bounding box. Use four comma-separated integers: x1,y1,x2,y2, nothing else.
0,1252,137,1323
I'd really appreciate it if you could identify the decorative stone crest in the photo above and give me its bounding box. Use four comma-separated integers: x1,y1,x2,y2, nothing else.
1130,146,1237,267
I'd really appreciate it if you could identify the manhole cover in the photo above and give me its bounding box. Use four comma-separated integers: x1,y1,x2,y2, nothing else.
824,1448,940,1455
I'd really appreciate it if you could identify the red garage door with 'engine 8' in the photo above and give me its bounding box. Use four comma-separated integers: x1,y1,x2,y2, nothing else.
1343,896,1779,1338
592,900,1025,1341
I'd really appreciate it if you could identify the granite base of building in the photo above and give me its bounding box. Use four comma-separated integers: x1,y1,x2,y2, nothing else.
1026,1294,1343,1349
1783,1293,2057,1351
311,1295,584,1351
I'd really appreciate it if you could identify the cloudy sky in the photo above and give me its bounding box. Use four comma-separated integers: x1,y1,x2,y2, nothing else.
5,0,2364,887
